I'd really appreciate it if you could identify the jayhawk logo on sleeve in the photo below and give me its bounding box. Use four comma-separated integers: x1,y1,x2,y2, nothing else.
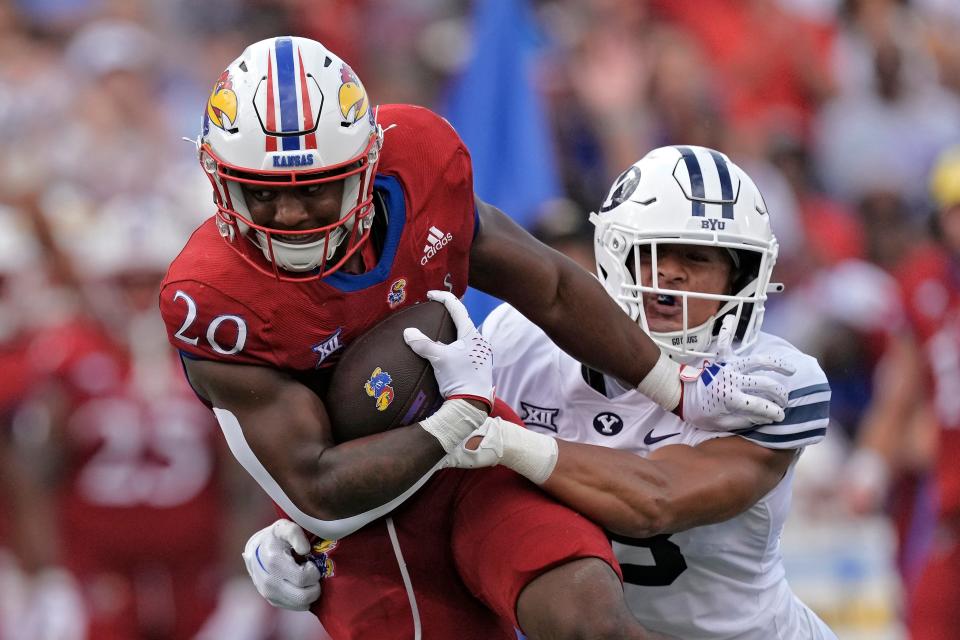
364,367,395,411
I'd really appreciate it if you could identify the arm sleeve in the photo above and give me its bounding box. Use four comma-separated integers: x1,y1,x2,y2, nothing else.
735,351,831,450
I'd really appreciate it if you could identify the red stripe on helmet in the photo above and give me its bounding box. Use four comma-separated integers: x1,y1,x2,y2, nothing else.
265,51,278,152
297,48,317,150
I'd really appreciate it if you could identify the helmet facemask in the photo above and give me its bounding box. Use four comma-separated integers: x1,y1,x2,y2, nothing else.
201,126,382,281
597,226,779,362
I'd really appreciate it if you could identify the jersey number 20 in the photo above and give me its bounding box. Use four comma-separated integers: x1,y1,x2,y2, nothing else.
172,290,247,355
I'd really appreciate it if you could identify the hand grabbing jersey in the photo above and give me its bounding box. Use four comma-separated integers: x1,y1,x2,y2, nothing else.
679,316,795,431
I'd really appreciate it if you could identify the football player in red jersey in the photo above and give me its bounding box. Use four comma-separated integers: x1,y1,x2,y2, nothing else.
4,204,284,640
0,206,88,640
852,147,960,639
897,148,960,640
160,36,792,639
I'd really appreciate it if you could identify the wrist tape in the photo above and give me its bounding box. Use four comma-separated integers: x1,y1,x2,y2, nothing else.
419,399,487,453
635,351,682,411
499,421,559,485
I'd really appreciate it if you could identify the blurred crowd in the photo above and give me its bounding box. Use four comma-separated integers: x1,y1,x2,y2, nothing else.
1,0,960,638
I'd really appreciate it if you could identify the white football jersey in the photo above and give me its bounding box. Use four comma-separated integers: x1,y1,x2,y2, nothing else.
482,304,836,640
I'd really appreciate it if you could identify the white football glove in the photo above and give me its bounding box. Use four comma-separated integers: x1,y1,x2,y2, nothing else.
403,290,495,409
679,316,795,431
444,416,559,484
242,520,322,612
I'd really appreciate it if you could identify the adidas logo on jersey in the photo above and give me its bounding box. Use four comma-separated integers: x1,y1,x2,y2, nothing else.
421,226,453,265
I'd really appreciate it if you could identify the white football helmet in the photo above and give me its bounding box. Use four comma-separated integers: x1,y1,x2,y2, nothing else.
199,36,383,280
591,146,781,360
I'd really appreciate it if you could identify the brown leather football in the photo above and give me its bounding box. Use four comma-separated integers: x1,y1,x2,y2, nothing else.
325,301,455,442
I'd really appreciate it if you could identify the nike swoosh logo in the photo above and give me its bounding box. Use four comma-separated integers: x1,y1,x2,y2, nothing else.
644,430,682,445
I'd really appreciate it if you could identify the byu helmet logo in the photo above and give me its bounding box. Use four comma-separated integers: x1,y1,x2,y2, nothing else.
600,166,642,213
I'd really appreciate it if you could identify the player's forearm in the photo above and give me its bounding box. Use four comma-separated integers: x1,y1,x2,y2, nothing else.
641,440,793,532
453,420,680,537
215,407,446,538
533,257,660,387
305,398,487,518
307,425,446,518
542,440,771,537
540,440,673,538
194,358,453,526
469,201,659,386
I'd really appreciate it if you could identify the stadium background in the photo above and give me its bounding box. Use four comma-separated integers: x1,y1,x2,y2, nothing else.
2,0,959,638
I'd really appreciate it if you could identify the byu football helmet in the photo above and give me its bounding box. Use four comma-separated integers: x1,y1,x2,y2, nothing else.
591,146,781,360
199,36,383,280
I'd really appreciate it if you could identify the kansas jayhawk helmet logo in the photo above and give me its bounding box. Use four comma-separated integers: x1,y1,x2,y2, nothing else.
338,64,368,124
364,367,395,412
206,70,238,131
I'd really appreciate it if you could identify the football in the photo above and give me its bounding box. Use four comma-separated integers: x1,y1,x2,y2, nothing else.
325,301,455,442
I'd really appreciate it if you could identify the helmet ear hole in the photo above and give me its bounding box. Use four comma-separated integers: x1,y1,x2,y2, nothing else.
623,252,636,283
201,151,217,174
712,249,763,342
730,250,761,293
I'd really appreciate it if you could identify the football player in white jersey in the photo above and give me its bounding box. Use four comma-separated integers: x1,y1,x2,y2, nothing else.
243,146,837,639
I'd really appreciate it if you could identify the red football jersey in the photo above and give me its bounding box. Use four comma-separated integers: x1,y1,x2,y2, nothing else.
0,339,37,414
160,104,476,373
0,336,35,546
38,321,227,556
897,245,960,517
41,320,230,639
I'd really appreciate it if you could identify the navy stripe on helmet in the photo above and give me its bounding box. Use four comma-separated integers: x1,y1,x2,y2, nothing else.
275,37,301,151
677,146,705,217
708,149,735,219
